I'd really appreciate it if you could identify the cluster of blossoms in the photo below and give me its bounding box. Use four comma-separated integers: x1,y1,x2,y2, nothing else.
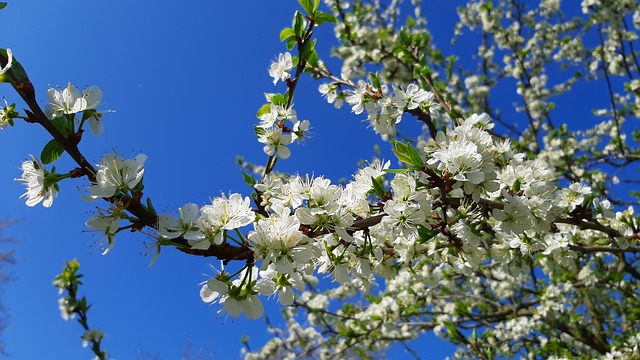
326,80,442,140
158,194,255,250
240,1,640,358
256,52,310,159
14,84,110,210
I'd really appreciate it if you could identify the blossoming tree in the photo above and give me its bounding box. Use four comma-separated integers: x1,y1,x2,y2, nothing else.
2,0,640,358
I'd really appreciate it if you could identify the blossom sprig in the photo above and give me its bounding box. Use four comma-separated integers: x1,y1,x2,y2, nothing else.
157,193,255,251
53,259,108,360
45,84,111,135
200,264,264,319
15,154,68,208
0,100,18,128
85,202,128,256
84,153,147,200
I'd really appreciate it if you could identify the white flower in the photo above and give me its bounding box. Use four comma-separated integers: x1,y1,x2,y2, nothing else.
80,86,113,135
493,196,532,234
158,203,204,241
249,205,314,274
44,84,87,119
223,294,264,319
345,80,368,114
430,140,485,184
81,329,104,348
15,155,57,208
0,100,16,129
193,194,255,249
269,52,293,85
319,83,343,108
86,209,121,255
0,48,12,75
381,200,426,240
292,119,310,142
58,297,75,321
200,266,264,319
258,105,279,129
394,83,430,110
562,182,591,210
44,85,110,133
258,127,293,159
87,153,146,199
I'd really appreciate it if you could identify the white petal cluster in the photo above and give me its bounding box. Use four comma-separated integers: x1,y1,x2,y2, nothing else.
86,153,147,199
268,52,293,85
157,194,255,250
45,85,108,132
200,266,264,319
15,155,58,207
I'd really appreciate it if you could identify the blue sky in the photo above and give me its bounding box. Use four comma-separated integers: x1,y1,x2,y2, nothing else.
0,1,464,358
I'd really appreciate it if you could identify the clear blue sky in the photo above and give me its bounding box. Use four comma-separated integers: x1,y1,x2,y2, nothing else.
0,1,463,358
0,1,609,359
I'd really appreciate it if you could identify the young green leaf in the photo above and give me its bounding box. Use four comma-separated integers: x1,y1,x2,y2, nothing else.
369,72,381,90
256,104,272,118
297,0,314,15
406,142,424,167
279,28,296,42
293,11,306,38
314,12,338,25
286,37,297,51
370,176,387,198
242,171,256,187
443,321,467,345
41,139,66,165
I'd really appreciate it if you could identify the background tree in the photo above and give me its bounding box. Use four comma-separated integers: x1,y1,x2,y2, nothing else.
2,0,640,359
0,220,15,355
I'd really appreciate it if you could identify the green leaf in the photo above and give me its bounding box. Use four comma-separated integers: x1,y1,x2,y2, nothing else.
300,38,317,59
370,176,387,198
81,108,97,121
270,93,285,106
297,0,314,15
406,142,423,167
305,50,319,69
512,178,522,193
384,168,412,174
41,139,65,165
314,12,338,25
242,171,256,187
442,321,467,345
254,125,267,138
279,28,296,42
369,72,381,89
1,49,29,83
393,142,423,168
393,142,412,165
146,197,157,215
286,37,297,51
50,116,71,135
256,104,271,118
0,3,6,11
293,11,306,38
